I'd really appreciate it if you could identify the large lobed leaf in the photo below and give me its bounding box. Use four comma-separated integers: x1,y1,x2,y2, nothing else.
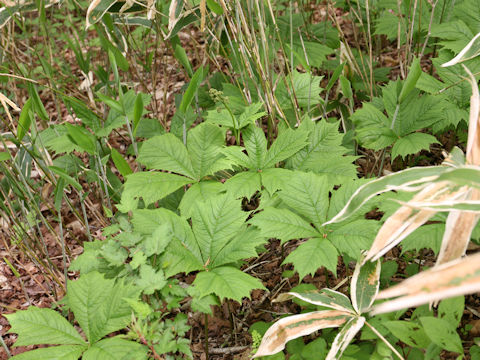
66,272,139,343
82,337,148,360
192,266,265,303
250,207,319,243
118,172,193,212
137,133,195,178
287,119,358,183
6,307,86,347
8,345,86,360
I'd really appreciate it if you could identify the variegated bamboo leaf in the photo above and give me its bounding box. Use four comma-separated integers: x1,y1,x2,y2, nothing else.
365,181,462,262
325,316,365,360
442,31,480,67
371,252,480,315
86,0,118,28
436,188,480,266
324,166,447,225
462,65,480,165
351,253,381,314
253,310,352,358
275,289,355,313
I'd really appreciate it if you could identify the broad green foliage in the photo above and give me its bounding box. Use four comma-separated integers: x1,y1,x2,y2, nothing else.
286,119,358,183
118,122,232,213
223,124,308,198
352,79,442,159
251,171,378,279
5,272,148,360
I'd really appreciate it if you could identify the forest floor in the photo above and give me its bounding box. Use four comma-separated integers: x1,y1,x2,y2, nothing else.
1,4,480,359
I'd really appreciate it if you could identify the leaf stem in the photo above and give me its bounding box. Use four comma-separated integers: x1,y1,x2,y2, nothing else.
365,320,405,360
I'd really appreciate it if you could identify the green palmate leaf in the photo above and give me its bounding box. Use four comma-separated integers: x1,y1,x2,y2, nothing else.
391,133,440,160
261,167,293,195
67,272,138,343
9,345,86,360
263,128,309,168
384,320,430,348
161,236,204,277
178,181,224,218
191,193,249,266
250,207,319,243
285,120,358,182
6,307,86,347
193,266,266,303
351,103,396,150
110,148,132,177
277,171,331,229
242,125,267,169
221,146,251,168
254,310,352,358
137,133,195,178
351,254,381,314
119,172,193,212
325,316,365,360
324,166,448,225
419,317,463,353
283,238,338,280
442,31,480,67
328,220,379,258
237,102,267,128
82,337,148,360
276,70,324,108
277,288,354,313
187,122,227,179
212,225,267,268
438,296,465,328
224,171,262,199
401,223,444,255
135,264,167,295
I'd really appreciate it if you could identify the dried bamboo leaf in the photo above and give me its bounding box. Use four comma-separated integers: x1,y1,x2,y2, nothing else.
253,310,352,358
371,252,480,315
436,188,480,266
